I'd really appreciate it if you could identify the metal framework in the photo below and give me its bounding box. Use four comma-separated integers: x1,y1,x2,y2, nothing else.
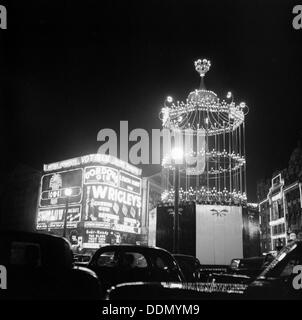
160,59,248,206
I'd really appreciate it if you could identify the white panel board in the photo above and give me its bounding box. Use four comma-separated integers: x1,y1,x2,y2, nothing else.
196,205,243,265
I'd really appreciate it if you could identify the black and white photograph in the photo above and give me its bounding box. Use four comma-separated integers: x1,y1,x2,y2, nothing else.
0,0,302,313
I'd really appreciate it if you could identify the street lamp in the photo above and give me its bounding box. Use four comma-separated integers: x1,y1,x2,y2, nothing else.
63,188,72,238
171,147,183,254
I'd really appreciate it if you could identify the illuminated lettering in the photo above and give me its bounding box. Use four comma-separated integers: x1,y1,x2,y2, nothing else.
92,185,108,199
91,185,141,209
136,197,141,208
117,190,125,203
107,187,115,201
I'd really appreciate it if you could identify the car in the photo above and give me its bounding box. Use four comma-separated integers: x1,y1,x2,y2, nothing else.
195,264,229,282
229,256,266,277
107,241,302,300
106,281,248,300
246,240,302,299
88,245,185,296
73,254,92,267
172,254,202,281
0,230,102,300
207,255,274,285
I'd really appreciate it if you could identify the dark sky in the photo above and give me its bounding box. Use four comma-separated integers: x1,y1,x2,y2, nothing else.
1,0,301,201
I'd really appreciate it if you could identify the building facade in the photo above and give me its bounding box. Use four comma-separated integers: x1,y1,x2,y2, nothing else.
258,143,302,253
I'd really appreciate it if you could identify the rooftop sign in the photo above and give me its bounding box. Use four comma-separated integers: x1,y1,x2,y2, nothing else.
43,154,142,177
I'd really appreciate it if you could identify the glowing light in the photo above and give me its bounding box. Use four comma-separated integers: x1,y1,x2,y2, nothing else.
194,59,211,77
227,91,232,99
239,102,246,108
171,147,183,161
64,188,72,197
166,96,173,103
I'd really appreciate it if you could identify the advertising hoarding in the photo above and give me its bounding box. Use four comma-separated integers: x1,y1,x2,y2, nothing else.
36,205,81,230
37,159,142,250
196,205,243,265
82,166,142,249
39,169,83,207
37,168,83,230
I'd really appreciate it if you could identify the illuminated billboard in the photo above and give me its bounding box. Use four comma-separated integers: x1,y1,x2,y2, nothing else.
36,205,81,230
37,168,83,230
37,155,142,249
39,169,83,207
82,166,141,249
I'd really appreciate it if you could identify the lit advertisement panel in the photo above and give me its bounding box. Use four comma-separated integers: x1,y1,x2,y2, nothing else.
119,171,141,195
82,229,123,249
37,161,142,249
84,166,119,187
40,169,83,207
36,205,81,230
36,168,83,231
82,165,142,249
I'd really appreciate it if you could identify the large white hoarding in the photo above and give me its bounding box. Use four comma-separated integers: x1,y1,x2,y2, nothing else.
196,205,243,265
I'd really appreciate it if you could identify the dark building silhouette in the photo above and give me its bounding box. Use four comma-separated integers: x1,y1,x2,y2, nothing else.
0,164,41,232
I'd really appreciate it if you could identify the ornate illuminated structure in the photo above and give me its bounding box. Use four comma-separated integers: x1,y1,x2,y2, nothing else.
160,59,248,205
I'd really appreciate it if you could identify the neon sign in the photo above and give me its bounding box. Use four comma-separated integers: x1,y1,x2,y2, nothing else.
39,169,83,207
43,154,142,176
37,159,142,248
36,205,81,230
84,166,119,186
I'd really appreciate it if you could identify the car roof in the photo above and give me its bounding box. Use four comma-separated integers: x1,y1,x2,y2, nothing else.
173,254,196,258
94,244,173,255
0,230,73,269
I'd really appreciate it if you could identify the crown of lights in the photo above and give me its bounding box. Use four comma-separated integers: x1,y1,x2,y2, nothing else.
195,59,211,77
160,59,248,136
160,59,248,206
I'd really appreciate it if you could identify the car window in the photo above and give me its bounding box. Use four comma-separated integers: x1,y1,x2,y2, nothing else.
151,252,175,270
97,251,117,267
121,252,148,268
154,256,169,270
10,241,41,268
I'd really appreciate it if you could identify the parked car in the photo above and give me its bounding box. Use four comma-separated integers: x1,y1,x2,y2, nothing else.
73,254,92,267
196,264,229,282
173,254,202,281
107,241,302,300
0,230,101,300
207,255,274,285
106,281,247,300
88,245,185,296
246,240,302,299
229,256,266,277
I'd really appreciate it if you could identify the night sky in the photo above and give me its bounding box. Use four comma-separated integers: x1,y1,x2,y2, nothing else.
1,0,301,201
